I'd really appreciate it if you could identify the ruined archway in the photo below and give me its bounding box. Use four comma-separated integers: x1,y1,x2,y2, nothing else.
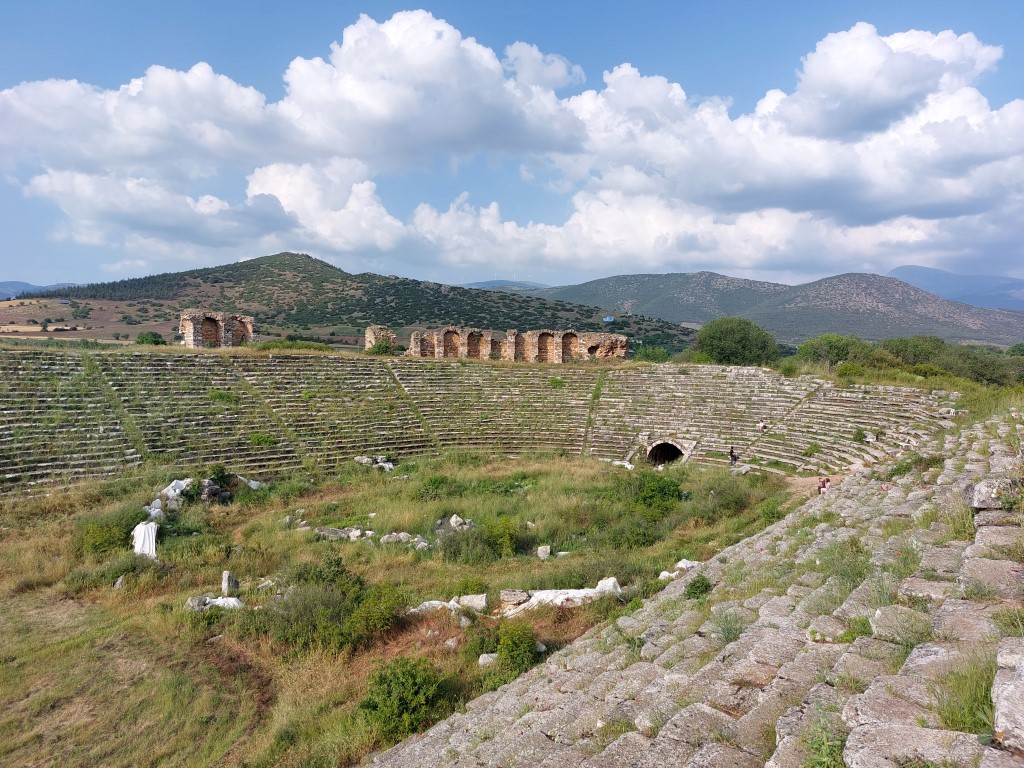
200,317,220,347
420,335,435,357
467,331,483,359
231,321,250,346
587,344,599,357
537,332,555,363
443,330,461,358
647,441,684,466
562,333,578,362
490,339,501,359
514,334,525,361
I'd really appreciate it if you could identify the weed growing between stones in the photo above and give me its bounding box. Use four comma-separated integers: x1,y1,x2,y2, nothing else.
710,610,745,645
930,651,997,737
993,606,1024,636
800,707,847,768
836,616,872,643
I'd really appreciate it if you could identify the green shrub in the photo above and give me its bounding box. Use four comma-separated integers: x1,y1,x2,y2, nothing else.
134,331,167,345
344,584,407,650
632,346,670,363
365,339,396,356
360,658,442,741
75,506,149,556
834,362,865,378
250,433,277,447
684,573,713,600
62,552,161,595
416,474,466,501
851,428,866,443
496,622,538,676
437,527,497,565
209,464,233,489
207,389,240,404
547,376,565,389
802,443,822,458
610,471,681,513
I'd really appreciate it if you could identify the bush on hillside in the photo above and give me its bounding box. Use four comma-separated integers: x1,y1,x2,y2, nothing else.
75,506,149,556
134,331,168,345
360,657,443,740
696,318,779,365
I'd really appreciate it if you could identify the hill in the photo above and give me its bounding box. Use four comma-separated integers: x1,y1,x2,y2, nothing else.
22,253,693,349
513,271,1024,344
465,279,548,290
889,264,1024,312
0,280,77,299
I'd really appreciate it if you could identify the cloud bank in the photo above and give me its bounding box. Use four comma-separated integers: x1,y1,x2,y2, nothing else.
1,12,1022,282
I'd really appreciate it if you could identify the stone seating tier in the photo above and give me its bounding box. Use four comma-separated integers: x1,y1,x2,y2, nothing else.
0,351,947,494
370,412,1024,768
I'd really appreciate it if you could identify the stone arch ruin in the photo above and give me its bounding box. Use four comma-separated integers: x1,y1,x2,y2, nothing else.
179,311,254,349
646,440,684,465
399,325,628,363
562,332,578,362
443,330,461,358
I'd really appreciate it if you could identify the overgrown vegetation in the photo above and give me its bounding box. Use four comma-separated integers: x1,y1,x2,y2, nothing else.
0,451,790,767
931,652,997,737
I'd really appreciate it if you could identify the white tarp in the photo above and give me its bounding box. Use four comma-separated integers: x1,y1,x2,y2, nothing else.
132,521,158,558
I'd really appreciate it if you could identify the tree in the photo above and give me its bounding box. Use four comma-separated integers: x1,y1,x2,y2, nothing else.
1007,342,1024,357
695,318,779,365
135,331,168,346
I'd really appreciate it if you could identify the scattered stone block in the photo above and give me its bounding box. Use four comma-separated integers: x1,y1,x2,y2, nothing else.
960,558,1024,600
458,594,488,613
869,605,931,644
537,545,551,560
221,570,239,597
478,653,498,668
844,723,986,768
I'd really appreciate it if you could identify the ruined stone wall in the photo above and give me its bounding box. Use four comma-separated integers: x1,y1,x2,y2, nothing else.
179,311,254,349
364,324,397,351
396,325,628,363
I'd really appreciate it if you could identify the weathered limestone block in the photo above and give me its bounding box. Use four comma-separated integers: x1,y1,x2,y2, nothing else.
994,638,1024,756
967,478,1017,510
960,558,1024,600
221,570,239,597
869,605,931,644
844,723,987,768
842,675,938,729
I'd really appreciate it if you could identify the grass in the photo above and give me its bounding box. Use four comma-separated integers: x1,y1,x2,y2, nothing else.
800,708,846,768
930,651,997,737
0,451,795,767
709,610,745,645
993,607,1024,636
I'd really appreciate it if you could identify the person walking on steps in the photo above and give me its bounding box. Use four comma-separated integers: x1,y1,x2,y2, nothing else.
729,446,738,465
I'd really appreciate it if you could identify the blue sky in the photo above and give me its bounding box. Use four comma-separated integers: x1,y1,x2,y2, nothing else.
2,1,1023,287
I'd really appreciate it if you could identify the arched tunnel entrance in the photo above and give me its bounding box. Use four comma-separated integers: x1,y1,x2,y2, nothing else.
647,441,684,466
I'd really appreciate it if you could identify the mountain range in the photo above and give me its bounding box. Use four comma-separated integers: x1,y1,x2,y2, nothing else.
888,265,1024,312
509,271,1024,345
14,254,1024,347
0,281,77,300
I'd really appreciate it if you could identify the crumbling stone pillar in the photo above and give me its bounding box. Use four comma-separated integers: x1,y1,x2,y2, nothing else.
365,324,397,351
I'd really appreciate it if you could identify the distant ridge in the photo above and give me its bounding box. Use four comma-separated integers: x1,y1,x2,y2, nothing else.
888,265,1024,312
510,271,1024,344
0,281,77,300
24,252,693,349
465,279,548,290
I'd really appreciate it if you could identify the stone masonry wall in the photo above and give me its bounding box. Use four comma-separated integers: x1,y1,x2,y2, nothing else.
394,325,628,363
179,310,254,349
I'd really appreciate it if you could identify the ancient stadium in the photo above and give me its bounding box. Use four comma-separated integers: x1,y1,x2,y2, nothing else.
1,344,1022,768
